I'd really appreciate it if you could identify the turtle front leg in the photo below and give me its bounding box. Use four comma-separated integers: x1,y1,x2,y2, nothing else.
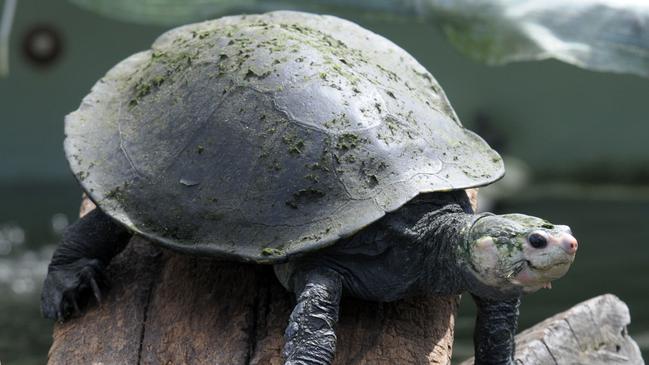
284,268,343,365
41,208,132,321
472,294,521,365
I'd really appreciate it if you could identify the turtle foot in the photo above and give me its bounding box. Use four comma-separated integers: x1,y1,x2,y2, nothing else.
41,258,108,322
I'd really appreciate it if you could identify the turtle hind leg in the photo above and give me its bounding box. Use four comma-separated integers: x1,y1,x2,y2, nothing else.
41,208,132,321
283,268,343,365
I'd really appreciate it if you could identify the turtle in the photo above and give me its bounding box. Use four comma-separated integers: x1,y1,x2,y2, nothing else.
41,11,578,365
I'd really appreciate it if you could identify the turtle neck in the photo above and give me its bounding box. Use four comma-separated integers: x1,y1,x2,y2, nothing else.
413,203,474,296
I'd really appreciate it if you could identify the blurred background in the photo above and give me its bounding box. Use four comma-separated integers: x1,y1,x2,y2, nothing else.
1,0,648,364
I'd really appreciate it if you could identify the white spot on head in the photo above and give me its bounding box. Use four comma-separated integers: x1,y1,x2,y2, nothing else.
469,236,503,287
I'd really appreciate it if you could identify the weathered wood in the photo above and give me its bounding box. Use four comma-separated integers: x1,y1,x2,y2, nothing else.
48,190,480,365
460,294,644,365
48,237,162,364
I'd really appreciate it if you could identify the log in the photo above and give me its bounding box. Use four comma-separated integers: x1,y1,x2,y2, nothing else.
48,190,480,365
460,294,644,365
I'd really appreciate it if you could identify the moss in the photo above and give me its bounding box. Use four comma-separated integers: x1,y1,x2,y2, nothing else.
282,134,305,155
289,143,304,155
191,30,211,39
308,162,330,172
335,133,361,151
300,233,322,242
376,63,401,82
244,68,271,80
105,185,126,201
304,174,319,183
343,155,356,163
128,48,198,108
323,119,335,129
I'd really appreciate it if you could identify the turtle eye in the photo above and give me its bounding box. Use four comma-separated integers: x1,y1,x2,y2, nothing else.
528,233,547,249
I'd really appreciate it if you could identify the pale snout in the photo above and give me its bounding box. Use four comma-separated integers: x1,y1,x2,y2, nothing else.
558,233,578,255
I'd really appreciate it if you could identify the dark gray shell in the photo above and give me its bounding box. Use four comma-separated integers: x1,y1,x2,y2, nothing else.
65,11,504,262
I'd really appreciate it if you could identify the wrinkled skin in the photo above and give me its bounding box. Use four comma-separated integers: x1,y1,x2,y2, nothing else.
42,192,577,365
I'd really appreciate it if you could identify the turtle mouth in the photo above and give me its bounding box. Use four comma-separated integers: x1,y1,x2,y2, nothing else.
525,260,541,270
525,259,570,272
506,259,570,291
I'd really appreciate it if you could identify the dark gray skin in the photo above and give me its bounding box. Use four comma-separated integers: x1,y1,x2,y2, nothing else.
42,191,578,365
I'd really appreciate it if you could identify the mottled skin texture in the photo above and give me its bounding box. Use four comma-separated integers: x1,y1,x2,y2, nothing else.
42,191,577,365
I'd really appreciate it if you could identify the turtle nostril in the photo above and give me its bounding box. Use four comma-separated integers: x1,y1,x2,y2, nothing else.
563,235,578,254
528,233,547,249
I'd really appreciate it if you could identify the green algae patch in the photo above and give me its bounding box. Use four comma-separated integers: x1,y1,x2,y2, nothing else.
261,247,284,256
335,133,361,151
282,133,306,155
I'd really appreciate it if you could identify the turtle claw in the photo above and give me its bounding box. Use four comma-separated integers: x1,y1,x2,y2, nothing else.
89,277,102,304
71,295,81,315
56,309,64,323
41,258,108,321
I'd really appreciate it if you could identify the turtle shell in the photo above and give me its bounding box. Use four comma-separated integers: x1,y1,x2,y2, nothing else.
65,11,504,262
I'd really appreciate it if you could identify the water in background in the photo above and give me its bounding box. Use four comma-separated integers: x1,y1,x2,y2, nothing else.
0,183,647,364
0,183,79,365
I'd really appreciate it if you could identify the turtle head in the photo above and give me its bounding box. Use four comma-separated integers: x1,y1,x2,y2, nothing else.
462,213,577,294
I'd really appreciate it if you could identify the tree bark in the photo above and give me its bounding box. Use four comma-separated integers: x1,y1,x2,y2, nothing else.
48,190,479,365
